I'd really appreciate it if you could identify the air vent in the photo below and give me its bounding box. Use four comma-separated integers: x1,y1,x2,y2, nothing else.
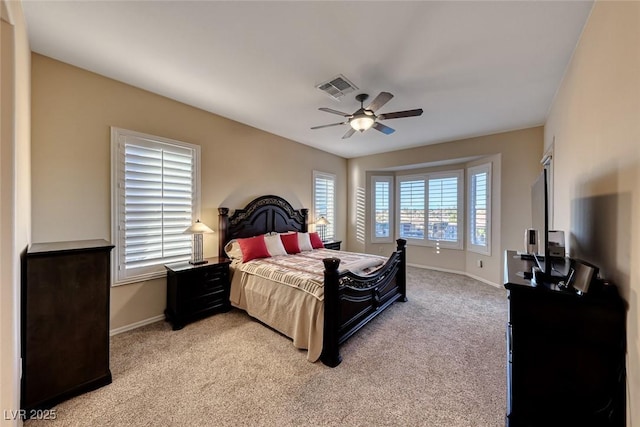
316,74,358,100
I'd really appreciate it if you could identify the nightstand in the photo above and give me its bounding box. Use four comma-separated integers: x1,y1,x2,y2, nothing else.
164,257,231,330
323,240,342,250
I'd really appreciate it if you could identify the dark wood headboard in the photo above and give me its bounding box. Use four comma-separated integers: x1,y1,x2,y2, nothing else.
218,195,308,258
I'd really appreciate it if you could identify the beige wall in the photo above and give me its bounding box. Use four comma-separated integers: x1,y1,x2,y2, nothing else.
544,1,640,424
1,0,31,425
348,127,543,286
30,54,347,331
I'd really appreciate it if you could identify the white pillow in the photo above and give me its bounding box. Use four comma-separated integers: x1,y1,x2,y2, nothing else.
297,232,313,252
264,234,287,256
224,239,243,260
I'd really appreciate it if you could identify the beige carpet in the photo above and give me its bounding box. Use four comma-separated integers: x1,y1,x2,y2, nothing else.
25,267,507,427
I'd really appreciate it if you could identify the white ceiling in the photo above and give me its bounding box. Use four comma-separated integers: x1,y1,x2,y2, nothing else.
22,0,593,159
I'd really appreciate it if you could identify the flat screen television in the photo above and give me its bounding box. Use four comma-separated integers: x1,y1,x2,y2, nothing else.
531,169,551,279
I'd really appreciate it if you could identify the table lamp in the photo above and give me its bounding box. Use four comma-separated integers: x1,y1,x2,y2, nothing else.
184,219,214,265
316,216,330,242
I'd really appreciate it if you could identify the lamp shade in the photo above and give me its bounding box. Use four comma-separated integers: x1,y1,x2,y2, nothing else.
316,216,330,242
316,216,330,225
183,219,214,234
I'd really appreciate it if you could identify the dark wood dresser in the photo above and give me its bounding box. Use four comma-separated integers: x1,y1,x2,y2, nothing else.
22,239,114,415
504,250,626,427
165,257,231,330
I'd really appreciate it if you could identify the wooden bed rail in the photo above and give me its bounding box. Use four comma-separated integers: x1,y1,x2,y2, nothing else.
320,239,408,367
218,195,407,368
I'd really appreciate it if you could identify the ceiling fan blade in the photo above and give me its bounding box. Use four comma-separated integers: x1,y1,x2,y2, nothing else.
319,107,351,117
367,92,394,112
377,108,423,120
342,128,356,139
373,122,395,135
310,122,347,130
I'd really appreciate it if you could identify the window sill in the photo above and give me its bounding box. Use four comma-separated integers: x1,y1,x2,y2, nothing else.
112,270,167,287
400,239,464,250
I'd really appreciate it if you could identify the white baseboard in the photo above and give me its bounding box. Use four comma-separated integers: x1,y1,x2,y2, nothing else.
109,266,499,336
407,263,501,289
110,314,165,336
465,272,502,289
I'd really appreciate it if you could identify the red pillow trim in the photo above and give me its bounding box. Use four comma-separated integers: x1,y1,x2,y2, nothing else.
280,233,301,254
237,235,271,262
309,232,324,249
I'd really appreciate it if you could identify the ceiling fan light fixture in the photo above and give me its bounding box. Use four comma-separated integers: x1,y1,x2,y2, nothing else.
312,91,421,138
350,115,375,132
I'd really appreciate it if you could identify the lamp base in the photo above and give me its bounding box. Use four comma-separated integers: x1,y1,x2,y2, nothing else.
189,260,208,265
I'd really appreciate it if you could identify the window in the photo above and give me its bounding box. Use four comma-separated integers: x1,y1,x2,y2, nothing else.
356,187,366,244
398,177,425,240
468,163,491,255
428,174,461,245
111,127,200,285
371,176,393,243
313,171,335,241
397,171,463,249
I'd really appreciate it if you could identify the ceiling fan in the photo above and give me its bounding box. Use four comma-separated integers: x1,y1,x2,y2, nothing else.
311,92,423,139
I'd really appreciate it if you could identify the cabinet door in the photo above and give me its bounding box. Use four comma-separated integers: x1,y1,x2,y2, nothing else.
507,289,625,426
23,250,111,410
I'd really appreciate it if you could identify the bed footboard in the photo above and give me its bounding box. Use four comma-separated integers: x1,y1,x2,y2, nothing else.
321,239,407,367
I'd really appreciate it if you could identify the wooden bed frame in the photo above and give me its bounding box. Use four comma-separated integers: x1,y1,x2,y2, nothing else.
218,195,407,367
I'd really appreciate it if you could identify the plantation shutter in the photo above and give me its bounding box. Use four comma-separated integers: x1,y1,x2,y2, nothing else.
428,176,458,242
374,180,390,238
398,179,425,239
468,163,491,254
470,171,488,246
112,128,199,284
313,172,335,241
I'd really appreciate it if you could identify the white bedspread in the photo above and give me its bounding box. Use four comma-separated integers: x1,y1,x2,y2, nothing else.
229,249,387,362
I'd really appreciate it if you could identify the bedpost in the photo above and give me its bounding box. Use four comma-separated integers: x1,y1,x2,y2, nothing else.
396,239,408,302
218,207,229,258
301,208,309,232
320,257,342,367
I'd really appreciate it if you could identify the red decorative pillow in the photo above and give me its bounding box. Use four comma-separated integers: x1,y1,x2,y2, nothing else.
280,232,301,254
309,232,324,249
237,235,271,262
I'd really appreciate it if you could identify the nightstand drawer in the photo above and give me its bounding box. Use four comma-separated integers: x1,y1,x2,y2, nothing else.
189,269,228,296
164,257,232,330
188,290,228,314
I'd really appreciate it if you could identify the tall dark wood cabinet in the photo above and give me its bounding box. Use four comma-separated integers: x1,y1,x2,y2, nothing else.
504,251,626,427
22,239,114,414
